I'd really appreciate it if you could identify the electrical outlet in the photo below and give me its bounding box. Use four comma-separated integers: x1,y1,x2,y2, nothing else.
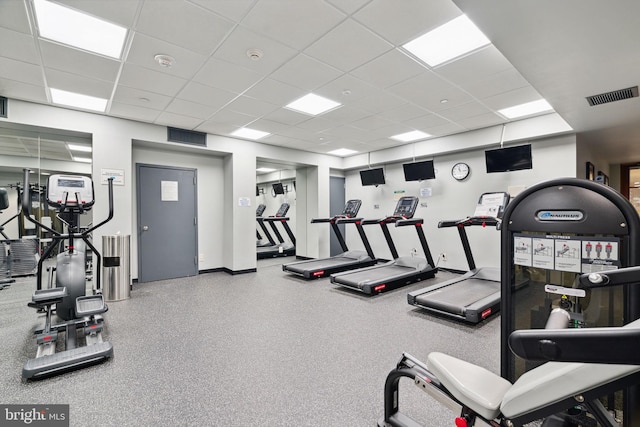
440,253,447,262
374,204,380,209
199,253,204,262
411,248,418,257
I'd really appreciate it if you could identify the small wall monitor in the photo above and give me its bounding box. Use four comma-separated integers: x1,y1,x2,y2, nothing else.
360,168,385,186
272,182,285,195
485,144,532,173
403,160,435,181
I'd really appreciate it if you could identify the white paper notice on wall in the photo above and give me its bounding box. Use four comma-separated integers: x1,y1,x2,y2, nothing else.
420,187,432,197
161,180,178,201
101,168,125,186
238,197,250,207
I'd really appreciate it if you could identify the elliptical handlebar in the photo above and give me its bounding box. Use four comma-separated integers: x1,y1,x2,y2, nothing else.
22,169,57,236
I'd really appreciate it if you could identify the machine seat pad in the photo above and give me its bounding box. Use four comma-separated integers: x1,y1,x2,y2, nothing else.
427,352,511,420
32,287,68,305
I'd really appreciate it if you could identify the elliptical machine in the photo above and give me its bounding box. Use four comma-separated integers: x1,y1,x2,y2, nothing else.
21,169,114,380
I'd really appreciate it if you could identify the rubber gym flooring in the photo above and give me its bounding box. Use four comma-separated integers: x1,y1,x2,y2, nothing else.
0,257,501,426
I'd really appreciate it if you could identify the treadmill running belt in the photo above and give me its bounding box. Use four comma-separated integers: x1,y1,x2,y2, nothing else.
286,256,361,272
414,278,500,315
334,264,414,286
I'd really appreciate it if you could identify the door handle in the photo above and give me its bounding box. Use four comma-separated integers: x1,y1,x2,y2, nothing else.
142,225,149,231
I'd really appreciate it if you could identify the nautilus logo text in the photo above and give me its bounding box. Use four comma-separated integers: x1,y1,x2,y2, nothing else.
537,210,584,221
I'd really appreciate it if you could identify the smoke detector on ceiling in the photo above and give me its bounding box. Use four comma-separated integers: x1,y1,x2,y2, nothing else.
246,48,263,61
154,54,175,68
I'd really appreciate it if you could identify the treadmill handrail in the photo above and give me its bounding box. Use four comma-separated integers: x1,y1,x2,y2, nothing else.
335,217,364,224
262,216,290,222
396,218,423,227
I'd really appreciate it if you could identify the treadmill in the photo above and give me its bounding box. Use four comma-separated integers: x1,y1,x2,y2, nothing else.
256,204,274,247
407,192,509,323
257,203,296,259
282,199,377,279
330,196,437,295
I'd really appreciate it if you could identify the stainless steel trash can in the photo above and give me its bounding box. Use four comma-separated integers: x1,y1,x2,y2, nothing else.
102,234,131,301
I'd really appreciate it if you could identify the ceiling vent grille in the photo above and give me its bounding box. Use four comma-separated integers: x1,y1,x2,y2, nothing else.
586,86,638,106
167,127,206,146
0,96,7,118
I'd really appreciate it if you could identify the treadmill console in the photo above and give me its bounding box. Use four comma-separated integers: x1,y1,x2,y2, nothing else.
274,203,290,217
393,196,419,219
342,199,362,218
256,204,266,217
472,192,510,218
47,174,94,209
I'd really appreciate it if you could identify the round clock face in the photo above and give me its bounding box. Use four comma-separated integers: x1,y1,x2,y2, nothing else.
452,162,470,181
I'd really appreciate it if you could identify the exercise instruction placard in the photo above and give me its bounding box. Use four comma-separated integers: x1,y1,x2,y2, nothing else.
513,234,619,273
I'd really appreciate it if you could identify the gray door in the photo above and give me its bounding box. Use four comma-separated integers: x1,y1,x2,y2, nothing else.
136,164,198,283
329,176,346,256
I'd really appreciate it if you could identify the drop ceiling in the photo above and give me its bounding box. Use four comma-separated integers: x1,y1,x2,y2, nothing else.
0,0,639,165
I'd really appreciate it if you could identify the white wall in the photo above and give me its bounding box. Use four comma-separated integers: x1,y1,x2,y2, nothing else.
345,134,577,271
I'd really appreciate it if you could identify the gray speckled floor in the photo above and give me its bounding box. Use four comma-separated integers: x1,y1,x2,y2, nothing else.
0,259,501,426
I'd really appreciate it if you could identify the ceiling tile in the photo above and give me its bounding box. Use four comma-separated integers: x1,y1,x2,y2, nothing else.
0,0,32,34
350,90,406,114
457,112,504,130
462,67,530,100
387,71,474,111
314,74,377,103
177,81,237,110
243,118,290,134
213,25,298,74
437,101,493,121
204,109,256,128
193,57,263,94
304,19,393,72
109,102,162,122
0,78,47,103
377,103,430,122
126,32,208,79
350,114,395,131
154,111,204,129
119,63,188,97
240,0,345,50
244,78,306,106
295,117,333,133
326,0,372,15
424,121,466,136
0,27,39,64
137,1,234,56
404,113,451,129
262,109,311,126
165,99,218,120
225,95,279,117
46,68,114,98
113,86,172,110
0,57,44,87
319,105,370,125
270,54,343,91
354,0,461,45
40,40,120,83
350,49,425,89
481,85,544,111
189,0,256,22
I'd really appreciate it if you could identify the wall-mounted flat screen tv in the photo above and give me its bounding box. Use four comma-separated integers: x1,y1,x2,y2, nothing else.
272,182,285,194
403,160,435,181
360,168,385,186
485,144,532,173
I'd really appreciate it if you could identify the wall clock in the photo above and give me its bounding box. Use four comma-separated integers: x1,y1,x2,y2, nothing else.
451,162,470,181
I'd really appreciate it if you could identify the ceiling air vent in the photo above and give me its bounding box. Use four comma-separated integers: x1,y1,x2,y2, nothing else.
167,127,206,146
0,96,7,118
586,86,638,106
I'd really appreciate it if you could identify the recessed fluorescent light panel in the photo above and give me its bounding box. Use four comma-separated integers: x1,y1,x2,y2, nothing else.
67,144,92,152
256,167,276,173
285,93,341,116
390,130,431,142
403,15,490,67
73,156,92,163
33,0,127,59
231,127,271,140
327,148,358,156
50,88,108,112
498,99,553,119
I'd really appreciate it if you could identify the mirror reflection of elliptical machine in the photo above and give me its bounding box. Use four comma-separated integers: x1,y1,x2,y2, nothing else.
21,169,115,380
